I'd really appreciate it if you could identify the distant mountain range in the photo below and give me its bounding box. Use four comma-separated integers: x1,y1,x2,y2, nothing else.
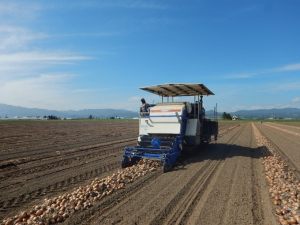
0,103,137,119
0,103,300,119
207,108,300,119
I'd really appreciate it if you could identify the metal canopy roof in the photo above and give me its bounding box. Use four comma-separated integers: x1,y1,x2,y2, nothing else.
140,83,214,97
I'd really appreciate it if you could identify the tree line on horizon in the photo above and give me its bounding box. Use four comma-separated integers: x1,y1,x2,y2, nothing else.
222,112,233,120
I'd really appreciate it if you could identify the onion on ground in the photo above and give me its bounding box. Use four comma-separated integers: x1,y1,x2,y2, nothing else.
1,159,160,225
253,124,300,225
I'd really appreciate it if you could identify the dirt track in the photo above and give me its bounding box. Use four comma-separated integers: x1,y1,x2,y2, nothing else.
2,120,300,224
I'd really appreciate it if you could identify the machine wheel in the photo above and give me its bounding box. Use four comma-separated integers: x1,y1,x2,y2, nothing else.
214,134,218,141
162,162,172,173
130,157,140,166
121,156,130,168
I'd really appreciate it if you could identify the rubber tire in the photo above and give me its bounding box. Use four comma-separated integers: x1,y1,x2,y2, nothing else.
162,163,172,173
214,134,218,141
121,157,129,168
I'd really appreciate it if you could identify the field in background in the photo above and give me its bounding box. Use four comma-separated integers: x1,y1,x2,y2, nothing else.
1,120,299,225
273,120,300,127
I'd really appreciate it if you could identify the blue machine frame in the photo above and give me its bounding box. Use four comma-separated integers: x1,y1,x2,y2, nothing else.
122,110,187,172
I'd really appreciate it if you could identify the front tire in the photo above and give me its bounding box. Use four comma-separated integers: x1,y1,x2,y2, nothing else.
121,156,129,168
162,162,172,173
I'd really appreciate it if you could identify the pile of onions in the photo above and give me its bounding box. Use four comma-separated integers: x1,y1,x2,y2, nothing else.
253,124,300,225
1,159,160,225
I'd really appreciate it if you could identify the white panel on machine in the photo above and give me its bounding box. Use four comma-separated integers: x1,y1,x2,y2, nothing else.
139,103,185,135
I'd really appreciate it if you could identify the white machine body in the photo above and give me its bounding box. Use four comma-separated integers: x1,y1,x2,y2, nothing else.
139,103,201,144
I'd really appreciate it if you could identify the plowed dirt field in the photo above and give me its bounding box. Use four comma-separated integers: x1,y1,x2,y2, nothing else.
1,120,299,225
0,120,138,220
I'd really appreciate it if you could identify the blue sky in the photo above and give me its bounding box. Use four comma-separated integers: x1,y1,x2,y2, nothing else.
0,0,300,112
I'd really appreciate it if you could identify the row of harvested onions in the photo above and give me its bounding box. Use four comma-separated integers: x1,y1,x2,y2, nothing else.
1,159,160,225
253,124,300,225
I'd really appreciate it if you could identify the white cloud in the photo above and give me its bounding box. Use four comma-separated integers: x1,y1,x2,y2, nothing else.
0,73,115,110
225,62,300,79
0,74,73,109
0,1,42,20
225,72,258,79
73,0,167,10
0,1,101,110
0,73,127,110
275,82,300,91
275,63,300,72
0,51,92,82
292,97,300,103
0,26,47,51
0,51,91,64
51,32,120,38
128,96,142,102
71,89,99,94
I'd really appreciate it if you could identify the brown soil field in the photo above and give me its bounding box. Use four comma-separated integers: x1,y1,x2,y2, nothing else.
0,120,234,221
1,120,299,225
0,120,138,220
271,121,300,132
274,121,300,128
83,123,277,225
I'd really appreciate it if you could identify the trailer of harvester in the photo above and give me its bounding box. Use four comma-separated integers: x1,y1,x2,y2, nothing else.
122,83,218,172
